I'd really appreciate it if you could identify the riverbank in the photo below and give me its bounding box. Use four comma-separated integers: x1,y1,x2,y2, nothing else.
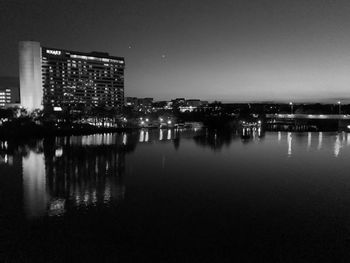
0,122,137,140
1,118,349,140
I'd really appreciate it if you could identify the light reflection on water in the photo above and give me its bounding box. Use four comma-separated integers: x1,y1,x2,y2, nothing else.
287,132,292,157
22,151,48,218
318,131,323,150
1,128,350,219
3,128,350,261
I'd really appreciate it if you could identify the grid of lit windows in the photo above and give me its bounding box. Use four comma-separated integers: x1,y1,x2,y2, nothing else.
0,89,11,107
41,48,125,112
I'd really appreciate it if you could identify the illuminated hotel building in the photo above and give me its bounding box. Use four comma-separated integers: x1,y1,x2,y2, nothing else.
19,41,125,112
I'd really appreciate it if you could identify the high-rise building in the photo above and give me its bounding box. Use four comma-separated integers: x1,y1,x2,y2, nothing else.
19,41,125,112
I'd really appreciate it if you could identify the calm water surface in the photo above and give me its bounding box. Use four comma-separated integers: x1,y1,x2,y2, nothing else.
1,129,350,262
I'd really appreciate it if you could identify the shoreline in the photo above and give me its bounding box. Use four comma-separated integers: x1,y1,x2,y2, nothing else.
0,126,138,140
0,124,348,140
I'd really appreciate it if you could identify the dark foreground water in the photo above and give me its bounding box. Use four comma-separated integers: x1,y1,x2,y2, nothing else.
1,128,350,262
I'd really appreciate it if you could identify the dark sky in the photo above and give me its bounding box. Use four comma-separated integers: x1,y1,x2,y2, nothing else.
1,0,350,102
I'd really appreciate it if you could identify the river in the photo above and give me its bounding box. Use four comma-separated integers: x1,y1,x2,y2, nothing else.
1,128,350,262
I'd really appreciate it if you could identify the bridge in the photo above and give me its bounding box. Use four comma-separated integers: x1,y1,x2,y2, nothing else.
265,114,350,130
266,114,350,120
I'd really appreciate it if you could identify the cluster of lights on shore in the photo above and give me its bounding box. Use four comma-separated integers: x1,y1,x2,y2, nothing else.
139,117,172,125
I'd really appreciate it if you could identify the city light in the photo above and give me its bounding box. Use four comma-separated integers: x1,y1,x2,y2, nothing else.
338,101,341,114
55,148,63,157
53,106,62,112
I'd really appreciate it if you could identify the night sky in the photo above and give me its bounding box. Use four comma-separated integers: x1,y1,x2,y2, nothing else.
1,0,350,102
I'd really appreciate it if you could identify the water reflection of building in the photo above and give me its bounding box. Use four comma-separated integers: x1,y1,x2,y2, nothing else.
4,129,350,220
194,130,236,151
307,132,311,151
241,127,264,142
0,142,24,222
23,151,48,217
20,129,191,217
12,134,134,218
0,141,16,166
193,128,265,151
334,134,341,157
318,132,323,150
0,139,47,218
43,136,127,216
137,128,185,143
333,132,347,157
284,131,349,157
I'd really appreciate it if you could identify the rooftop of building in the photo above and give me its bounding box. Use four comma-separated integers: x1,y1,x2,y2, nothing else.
42,46,125,62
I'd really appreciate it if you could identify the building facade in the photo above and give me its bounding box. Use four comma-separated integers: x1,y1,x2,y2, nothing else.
19,41,125,112
0,89,11,107
0,77,20,108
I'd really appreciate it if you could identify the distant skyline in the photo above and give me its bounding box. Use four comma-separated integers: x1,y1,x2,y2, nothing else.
1,0,350,103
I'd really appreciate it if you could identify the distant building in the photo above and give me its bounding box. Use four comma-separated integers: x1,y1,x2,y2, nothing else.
179,99,208,113
171,98,186,109
186,99,202,107
138,98,153,107
19,41,125,112
152,101,170,110
0,77,20,107
125,97,138,107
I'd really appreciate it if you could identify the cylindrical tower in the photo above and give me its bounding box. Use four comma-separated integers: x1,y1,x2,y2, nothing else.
19,41,43,111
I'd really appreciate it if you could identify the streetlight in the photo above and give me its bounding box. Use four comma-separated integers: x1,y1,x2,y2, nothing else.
289,102,293,115
337,101,341,115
